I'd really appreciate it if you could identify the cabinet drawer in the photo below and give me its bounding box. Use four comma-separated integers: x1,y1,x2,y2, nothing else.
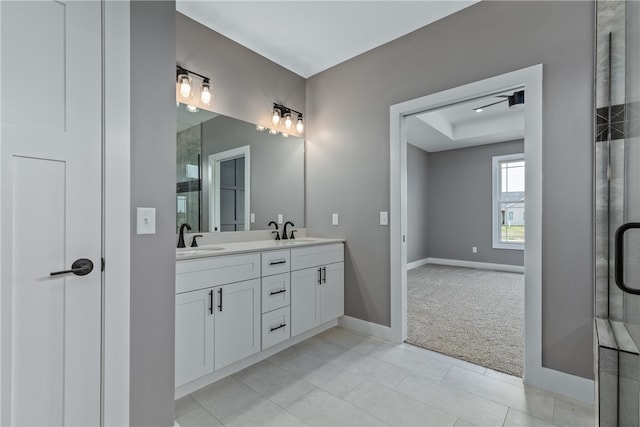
176,253,261,294
291,243,344,271
262,306,290,350
262,273,290,313
261,250,290,276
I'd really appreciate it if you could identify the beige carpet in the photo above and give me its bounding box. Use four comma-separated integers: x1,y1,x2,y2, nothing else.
407,264,524,377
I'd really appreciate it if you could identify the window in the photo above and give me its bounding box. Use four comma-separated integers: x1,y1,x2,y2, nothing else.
492,153,525,250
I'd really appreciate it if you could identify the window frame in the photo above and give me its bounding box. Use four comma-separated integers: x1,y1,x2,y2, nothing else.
492,153,525,250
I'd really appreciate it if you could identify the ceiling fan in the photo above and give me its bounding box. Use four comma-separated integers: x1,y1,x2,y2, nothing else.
473,90,525,112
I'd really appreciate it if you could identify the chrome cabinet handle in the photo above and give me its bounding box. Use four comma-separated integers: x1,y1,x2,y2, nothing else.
50,258,94,277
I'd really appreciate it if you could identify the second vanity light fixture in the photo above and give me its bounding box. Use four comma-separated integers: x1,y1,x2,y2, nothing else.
270,103,304,134
176,65,212,110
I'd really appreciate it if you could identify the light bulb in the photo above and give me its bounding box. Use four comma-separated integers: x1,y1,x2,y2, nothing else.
284,112,292,130
186,104,199,113
281,132,289,138
256,125,265,131
272,108,281,125
296,115,304,133
268,128,278,135
179,75,192,99
200,80,211,105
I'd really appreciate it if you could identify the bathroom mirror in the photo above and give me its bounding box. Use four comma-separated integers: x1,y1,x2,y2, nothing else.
176,104,304,233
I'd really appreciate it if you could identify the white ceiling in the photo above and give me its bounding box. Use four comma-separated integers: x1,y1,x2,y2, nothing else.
176,1,479,78
408,89,525,153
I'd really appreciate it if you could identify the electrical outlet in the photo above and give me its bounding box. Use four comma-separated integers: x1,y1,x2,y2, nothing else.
472,246,478,254
332,213,339,226
250,213,255,223
277,214,283,224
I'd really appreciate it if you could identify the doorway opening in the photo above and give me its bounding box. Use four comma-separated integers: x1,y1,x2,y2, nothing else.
404,98,526,375
389,65,559,392
209,145,251,232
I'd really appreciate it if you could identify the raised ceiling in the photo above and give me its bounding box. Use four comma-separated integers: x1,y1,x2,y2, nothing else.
408,89,525,153
176,1,479,78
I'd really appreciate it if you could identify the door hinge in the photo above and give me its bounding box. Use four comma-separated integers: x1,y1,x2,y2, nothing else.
101,257,105,272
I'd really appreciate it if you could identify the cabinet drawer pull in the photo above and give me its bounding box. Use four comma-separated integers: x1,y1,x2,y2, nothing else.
322,266,327,284
218,288,223,312
270,323,286,332
318,268,322,285
209,290,213,315
269,260,287,266
269,289,286,296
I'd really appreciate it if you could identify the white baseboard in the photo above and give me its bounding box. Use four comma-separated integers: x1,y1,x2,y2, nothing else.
424,257,524,273
525,366,595,404
338,315,393,341
407,258,430,270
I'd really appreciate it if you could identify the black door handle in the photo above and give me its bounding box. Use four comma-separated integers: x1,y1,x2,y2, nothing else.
615,222,640,294
50,258,94,277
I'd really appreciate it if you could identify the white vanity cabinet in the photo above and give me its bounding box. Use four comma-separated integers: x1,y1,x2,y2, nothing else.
213,279,261,370
175,240,344,395
175,288,214,388
290,244,344,337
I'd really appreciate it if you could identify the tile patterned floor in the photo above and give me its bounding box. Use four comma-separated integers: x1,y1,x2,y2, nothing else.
176,327,595,427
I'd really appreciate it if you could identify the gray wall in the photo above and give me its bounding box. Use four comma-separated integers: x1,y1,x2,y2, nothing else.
130,1,176,425
426,140,525,266
200,115,305,232
407,144,430,263
305,1,594,379
176,13,305,136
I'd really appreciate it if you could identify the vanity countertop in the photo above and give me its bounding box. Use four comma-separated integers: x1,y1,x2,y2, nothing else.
176,237,345,261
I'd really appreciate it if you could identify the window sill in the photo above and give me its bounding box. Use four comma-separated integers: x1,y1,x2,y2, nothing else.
493,243,524,251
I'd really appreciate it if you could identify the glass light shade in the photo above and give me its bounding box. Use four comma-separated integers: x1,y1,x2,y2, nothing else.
200,82,212,105
256,125,266,131
178,74,192,99
272,108,281,125
281,132,289,138
268,128,278,135
284,113,292,130
296,116,304,133
186,104,199,113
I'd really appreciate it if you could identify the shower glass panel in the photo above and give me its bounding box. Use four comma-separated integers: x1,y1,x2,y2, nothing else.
595,1,640,425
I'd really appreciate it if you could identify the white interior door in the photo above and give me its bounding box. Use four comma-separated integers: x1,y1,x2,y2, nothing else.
1,1,102,425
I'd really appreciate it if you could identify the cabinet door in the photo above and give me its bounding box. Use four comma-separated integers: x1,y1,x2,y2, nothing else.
321,262,344,323
291,267,321,336
175,289,214,387
214,279,261,370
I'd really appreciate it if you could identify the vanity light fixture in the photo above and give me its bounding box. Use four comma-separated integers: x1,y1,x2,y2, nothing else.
186,104,199,113
176,65,213,107
256,125,266,131
268,128,278,135
271,103,304,134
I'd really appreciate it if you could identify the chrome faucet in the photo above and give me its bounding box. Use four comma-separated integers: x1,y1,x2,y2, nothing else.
268,221,280,240
177,223,191,248
282,221,295,240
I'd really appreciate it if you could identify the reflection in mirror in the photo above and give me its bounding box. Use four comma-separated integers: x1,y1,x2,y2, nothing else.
176,103,304,233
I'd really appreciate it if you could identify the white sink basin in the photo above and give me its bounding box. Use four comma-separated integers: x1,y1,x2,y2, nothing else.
176,247,224,257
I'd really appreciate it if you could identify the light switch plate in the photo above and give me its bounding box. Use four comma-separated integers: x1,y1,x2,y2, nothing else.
277,214,283,224
472,246,478,253
250,213,255,223
332,213,339,226
137,207,156,234
380,211,389,226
